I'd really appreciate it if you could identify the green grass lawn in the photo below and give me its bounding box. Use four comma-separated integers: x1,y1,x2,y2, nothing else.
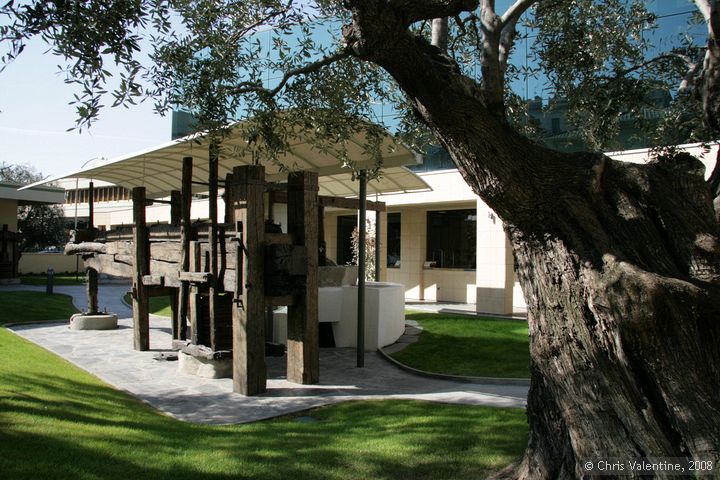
393,312,530,378
122,293,173,317
0,327,528,479
21,274,86,286
0,291,79,325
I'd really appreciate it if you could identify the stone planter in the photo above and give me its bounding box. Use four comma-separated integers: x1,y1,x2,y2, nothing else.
69,313,118,330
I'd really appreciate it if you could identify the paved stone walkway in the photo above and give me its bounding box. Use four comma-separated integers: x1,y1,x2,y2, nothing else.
4,284,528,424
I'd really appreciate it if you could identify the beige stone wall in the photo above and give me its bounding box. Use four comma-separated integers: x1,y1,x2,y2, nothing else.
19,253,82,274
474,197,516,314
422,268,477,303
324,212,342,264
0,199,18,231
386,207,426,300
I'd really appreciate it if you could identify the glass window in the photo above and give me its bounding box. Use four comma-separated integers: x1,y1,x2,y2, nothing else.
426,209,476,269
336,215,357,266
387,213,401,268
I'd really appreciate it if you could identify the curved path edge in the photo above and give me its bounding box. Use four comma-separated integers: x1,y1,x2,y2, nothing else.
377,348,531,386
3,284,529,424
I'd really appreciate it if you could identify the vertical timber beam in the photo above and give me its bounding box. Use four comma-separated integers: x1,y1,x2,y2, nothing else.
224,173,234,224
357,171,367,367
189,241,205,345
88,181,94,229
170,190,182,227
177,157,193,341
170,189,182,340
208,143,220,351
231,165,266,395
287,171,320,384
169,289,179,340
86,267,99,314
132,186,150,351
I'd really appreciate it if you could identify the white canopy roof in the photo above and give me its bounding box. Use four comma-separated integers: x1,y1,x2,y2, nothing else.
22,121,430,199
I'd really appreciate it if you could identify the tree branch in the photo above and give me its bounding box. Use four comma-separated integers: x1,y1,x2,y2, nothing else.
390,0,479,25
500,0,536,28
225,8,289,47
616,52,698,77
227,51,350,97
695,0,712,23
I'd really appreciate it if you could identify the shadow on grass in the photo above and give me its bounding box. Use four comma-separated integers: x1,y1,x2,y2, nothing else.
1,329,527,480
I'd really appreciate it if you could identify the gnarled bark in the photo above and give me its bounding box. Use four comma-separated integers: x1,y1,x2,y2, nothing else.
344,2,720,477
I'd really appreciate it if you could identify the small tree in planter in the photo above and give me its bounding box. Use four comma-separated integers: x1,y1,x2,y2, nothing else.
351,219,375,282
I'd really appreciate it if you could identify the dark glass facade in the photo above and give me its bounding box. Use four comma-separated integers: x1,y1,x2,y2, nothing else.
426,209,477,269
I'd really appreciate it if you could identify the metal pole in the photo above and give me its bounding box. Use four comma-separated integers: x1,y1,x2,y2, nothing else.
74,177,79,280
357,170,367,368
375,208,381,281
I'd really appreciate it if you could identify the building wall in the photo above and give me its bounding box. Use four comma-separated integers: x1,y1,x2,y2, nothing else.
53,142,719,314
0,199,17,231
422,268,477,303
474,198,517,314
386,207,427,299
19,252,82,274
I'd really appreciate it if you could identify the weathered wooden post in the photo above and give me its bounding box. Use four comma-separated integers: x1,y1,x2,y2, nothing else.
188,240,207,346
287,171,320,384
170,190,182,227
132,186,150,351
208,143,221,351
177,157,193,341
86,267,99,314
169,189,182,339
229,165,266,396
88,181,94,229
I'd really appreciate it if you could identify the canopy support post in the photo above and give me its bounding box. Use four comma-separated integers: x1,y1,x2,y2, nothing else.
357,170,367,368
375,209,381,281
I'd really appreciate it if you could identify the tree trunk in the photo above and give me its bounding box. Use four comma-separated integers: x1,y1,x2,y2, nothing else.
498,153,720,478
344,6,720,478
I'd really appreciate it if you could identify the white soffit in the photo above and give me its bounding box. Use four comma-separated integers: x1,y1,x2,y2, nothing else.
22,122,431,199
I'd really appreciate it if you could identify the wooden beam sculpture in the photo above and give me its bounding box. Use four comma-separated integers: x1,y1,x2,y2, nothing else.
287,171,320,384
177,157,193,341
229,165,267,396
208,144,222,351
86,267,99,314
132,186,150,351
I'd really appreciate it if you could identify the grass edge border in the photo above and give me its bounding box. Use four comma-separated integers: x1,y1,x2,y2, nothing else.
377,347,530,386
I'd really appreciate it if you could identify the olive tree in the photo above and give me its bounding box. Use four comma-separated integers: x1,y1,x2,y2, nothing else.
2,1,718,477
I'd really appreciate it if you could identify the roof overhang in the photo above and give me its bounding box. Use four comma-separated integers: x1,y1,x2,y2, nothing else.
22,119,430,199
0,181,65,205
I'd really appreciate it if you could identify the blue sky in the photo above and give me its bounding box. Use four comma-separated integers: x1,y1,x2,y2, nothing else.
0,38,171,179
0,1,701,180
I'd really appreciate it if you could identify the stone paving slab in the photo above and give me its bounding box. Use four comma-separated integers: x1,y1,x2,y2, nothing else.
4,285,528,424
